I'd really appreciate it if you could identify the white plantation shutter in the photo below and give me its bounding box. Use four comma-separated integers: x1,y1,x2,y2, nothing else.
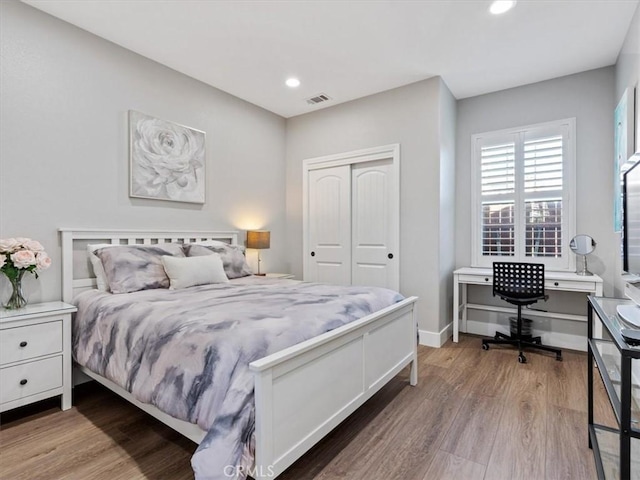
481,143,515,195
523,134,564,258
480,142,516,256
471,119,575,270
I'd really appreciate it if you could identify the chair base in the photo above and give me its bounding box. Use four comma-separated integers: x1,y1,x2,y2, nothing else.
482,331,562,363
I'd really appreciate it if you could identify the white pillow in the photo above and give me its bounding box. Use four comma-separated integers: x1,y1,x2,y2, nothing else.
161,254,229,290
87,243,116,291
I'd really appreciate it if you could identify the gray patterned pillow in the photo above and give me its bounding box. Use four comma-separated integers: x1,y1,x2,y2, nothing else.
95,244,185,293
184,244,253,279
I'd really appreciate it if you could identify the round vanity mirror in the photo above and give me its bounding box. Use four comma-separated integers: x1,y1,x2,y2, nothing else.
569,234,596,275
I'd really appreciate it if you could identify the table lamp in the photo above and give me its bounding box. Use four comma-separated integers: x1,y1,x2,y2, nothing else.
246,230,270,275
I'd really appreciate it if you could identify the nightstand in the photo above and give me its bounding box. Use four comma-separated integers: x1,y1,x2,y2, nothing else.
264,273,295,279
0,301,77,412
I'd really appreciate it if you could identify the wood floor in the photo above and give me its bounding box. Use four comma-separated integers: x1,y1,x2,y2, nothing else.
0,335,616,480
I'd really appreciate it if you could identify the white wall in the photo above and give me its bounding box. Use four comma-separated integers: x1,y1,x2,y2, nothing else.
285,77,456,343
0,1,287,303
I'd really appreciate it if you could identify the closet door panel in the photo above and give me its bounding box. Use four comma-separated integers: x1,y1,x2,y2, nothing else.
352,160,398,290
307,166,351,285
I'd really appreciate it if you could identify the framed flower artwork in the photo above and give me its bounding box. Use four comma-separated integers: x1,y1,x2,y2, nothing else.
129,110,206,204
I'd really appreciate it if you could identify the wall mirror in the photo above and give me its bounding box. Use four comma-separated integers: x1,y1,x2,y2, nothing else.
569,234,596,276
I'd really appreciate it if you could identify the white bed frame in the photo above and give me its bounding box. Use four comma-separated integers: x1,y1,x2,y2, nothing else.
60,228,418,478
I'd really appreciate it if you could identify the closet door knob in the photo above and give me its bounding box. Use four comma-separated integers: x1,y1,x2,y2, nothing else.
19,341,27,347
19,379,28,386
388,253,394,259
310,251,315,257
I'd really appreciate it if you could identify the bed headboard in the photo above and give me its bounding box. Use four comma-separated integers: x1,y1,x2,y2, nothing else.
59,228,240,302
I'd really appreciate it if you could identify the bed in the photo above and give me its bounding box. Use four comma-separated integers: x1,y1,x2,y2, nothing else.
60,228,418,479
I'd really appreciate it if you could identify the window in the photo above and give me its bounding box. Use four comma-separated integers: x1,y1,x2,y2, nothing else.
471,119,576,270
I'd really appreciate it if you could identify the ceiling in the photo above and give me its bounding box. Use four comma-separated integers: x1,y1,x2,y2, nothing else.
23,0,639,118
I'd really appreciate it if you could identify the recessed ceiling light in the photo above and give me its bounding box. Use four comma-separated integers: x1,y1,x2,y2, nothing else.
489,0,516,15
285,78,301,88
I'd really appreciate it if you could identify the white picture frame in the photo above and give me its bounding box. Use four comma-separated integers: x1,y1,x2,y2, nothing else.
129,110,206,204
635,82,640,155
614,88,636,231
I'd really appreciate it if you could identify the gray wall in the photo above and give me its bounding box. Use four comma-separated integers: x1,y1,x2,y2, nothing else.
0,1,287,303
454,67,615,347
285,77,456,340
455,67,616,288
438,80,457,337
614,3,640,296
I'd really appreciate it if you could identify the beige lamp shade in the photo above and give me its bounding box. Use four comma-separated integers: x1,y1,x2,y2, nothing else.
247,230,270,249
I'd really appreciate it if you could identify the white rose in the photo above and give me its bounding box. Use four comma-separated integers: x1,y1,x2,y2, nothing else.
0,238,20,253
35,252,52,270
131,117,205,200
23,240,45,252
14,237,32,245
0,254,5,269
11,250,36,269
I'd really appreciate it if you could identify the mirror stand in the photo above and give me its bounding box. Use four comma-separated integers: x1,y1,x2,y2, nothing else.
576,254,593,276
570,234,596,276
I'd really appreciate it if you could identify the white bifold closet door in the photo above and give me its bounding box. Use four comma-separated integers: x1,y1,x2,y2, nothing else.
307,165,352,285
351,160,398,290
306,158,398,290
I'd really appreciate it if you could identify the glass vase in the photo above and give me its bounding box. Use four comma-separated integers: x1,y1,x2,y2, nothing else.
4,270,27,310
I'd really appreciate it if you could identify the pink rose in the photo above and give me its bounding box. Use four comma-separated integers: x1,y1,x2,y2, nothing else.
35,252,51,270
0,238,20,253
11,250,36,269
23,240,45,252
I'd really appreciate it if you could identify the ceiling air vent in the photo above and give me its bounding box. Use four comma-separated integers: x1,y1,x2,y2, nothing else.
306,93,331,105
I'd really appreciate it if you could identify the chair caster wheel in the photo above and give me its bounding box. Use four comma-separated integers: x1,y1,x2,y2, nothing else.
482,343,489,351
518,354,527,363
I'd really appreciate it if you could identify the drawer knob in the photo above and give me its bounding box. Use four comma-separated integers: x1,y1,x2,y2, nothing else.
554,282,559,286
19,379,28,386
19,341,27,348
485,278,489,282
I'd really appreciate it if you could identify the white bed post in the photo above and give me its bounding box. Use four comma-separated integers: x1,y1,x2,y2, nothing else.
60,229,73,304
410,303,418,386
253,369,274,479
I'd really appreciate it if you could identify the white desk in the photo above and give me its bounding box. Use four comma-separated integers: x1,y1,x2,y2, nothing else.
453,267,604,343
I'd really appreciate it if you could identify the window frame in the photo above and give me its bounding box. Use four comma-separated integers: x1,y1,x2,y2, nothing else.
470,118,576,271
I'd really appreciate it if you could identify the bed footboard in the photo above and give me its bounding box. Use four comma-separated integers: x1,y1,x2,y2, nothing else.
249,296,418,478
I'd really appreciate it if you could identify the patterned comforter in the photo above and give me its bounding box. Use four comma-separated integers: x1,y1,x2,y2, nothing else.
72,277,404,480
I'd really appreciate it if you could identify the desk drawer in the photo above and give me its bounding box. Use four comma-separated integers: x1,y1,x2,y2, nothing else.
458,274,493,285
546,279,596,292
0,356,62,405
0,320,63,366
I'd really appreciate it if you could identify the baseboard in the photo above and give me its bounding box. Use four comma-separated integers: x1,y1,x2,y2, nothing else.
419,322,452,348
464,320,587,352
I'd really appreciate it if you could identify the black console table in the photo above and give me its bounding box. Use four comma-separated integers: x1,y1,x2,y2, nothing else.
587,296,640,479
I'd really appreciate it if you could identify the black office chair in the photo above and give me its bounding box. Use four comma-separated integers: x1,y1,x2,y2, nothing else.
481,262,562,363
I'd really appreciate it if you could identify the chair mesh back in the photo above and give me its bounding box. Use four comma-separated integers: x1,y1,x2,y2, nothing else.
493,262,545,299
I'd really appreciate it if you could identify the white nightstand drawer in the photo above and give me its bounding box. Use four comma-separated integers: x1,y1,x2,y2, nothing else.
0,320,63,365
0,356,62,405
